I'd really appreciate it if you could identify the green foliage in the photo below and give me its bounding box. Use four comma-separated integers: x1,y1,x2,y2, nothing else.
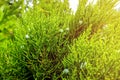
0,0,72,79
69,0,120,39
1,0,120,80
62,23,120,80
0,0,24,48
